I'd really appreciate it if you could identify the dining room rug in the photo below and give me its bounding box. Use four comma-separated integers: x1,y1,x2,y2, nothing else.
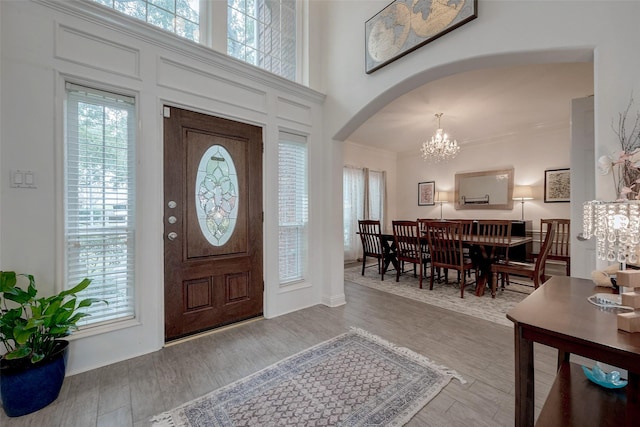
345,264,534,327
150,327,464,427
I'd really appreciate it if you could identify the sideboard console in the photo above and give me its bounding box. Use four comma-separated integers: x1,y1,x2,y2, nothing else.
507,276,640,426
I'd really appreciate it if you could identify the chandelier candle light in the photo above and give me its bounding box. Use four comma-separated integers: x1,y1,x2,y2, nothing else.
420,113,460,163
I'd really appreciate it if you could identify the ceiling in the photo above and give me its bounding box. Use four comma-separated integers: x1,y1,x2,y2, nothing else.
346,62,594,154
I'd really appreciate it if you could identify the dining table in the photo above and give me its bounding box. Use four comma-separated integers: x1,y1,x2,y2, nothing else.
464,234,533,296
379,231,532,297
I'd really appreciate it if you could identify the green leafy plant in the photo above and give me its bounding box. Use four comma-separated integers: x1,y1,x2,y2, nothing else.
0,271,106,364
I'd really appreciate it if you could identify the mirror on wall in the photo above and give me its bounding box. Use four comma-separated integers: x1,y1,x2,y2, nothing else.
455,168,514,210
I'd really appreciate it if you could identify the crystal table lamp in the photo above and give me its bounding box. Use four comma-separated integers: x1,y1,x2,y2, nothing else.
582,200,640,268
583,201,640,333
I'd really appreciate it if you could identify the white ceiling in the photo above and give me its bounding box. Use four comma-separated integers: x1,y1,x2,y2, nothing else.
346,62,594,154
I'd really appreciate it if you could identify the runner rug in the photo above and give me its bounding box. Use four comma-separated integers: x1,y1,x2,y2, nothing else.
344,264,533,327
150,328,464,427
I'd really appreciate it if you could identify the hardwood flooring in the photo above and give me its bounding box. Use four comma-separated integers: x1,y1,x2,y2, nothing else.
1,278,560,427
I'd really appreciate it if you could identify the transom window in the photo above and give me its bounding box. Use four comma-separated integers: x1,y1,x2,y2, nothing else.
92,0,200,42
89,0,297,81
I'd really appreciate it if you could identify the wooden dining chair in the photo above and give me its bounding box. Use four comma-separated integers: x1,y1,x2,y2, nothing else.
392,220,430,288
535,218,570,276
476,220,512,259
358,220,386,280
424,221,476,298
490,221,558,298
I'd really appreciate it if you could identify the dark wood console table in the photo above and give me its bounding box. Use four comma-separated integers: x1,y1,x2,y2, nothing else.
507,276,640,426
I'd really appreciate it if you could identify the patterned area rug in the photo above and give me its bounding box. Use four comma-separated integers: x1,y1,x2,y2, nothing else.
345,264,534,327
150,328,464,427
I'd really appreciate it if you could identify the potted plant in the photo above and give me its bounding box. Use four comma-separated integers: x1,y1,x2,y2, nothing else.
0,271,106,417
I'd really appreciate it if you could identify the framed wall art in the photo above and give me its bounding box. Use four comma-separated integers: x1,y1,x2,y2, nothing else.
365,0,478,74
418,181,435,206
544,168,570,203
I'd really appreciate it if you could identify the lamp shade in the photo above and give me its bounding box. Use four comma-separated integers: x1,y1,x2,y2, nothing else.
434,191,450,203
513,186,534,200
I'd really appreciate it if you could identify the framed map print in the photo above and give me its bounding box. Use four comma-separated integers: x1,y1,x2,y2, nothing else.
365,0,478,74
544,168,570,203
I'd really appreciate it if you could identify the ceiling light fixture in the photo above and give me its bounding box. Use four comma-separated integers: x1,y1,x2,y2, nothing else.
420,113,460,163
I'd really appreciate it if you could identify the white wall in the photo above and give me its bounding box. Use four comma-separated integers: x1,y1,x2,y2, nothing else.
0,0,335,375
344,124,571,251
395,126,571,229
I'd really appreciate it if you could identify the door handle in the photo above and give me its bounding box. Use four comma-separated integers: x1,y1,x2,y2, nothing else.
167,231,178,241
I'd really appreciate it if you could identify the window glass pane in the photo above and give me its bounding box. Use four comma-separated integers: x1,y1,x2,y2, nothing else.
177,0,199,21
245,47,257,65
148,4,175,31
195,145,238,246
227,0,296,81
150,0,175,13
115,0,146,20
176,16,199,42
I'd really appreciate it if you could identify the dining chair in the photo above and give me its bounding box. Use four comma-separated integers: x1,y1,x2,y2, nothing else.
455,219,476,280
474,219,512,291
535,218,570,276
424,221,476,298
358,219,386,280
392,220,430,288
490,221,558,298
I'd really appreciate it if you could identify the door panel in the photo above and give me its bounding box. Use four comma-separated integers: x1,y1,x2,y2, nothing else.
570,95,595,279
164,107,263,341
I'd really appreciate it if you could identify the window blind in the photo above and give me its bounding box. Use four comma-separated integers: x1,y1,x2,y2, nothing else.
65,83,136,326
278,131,307,284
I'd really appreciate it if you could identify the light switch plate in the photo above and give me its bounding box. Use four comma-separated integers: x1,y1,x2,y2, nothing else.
10,170,36,189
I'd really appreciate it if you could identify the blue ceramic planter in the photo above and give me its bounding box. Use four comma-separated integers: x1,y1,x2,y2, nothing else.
0,340,69,417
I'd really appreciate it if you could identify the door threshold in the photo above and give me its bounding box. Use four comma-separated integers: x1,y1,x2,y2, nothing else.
164,316,264,347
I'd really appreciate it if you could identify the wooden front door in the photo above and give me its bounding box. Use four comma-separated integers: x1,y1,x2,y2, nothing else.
163,106,263,341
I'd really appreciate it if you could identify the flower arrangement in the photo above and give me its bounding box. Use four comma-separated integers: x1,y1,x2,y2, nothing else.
598,97,640,200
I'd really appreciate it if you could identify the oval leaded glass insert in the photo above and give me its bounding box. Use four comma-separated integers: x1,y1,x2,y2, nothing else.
195,145,238,246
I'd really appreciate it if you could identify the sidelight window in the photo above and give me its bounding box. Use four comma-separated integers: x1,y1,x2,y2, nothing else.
65,83,136,326
278,132,308,284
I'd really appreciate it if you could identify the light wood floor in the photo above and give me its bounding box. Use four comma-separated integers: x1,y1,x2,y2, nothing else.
1,277,562,427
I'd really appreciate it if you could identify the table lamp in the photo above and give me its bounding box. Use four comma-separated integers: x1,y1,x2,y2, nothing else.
582,200,640,268
513,186,534,221
583,200,640,332
434,191,450,220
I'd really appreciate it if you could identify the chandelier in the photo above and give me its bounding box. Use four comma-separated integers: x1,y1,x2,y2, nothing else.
420,113,460,163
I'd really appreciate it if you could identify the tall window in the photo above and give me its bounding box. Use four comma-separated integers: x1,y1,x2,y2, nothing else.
65,83,136,326
89,0,297,81
278,132,308,284
227,0,296,81
343,167,386,262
